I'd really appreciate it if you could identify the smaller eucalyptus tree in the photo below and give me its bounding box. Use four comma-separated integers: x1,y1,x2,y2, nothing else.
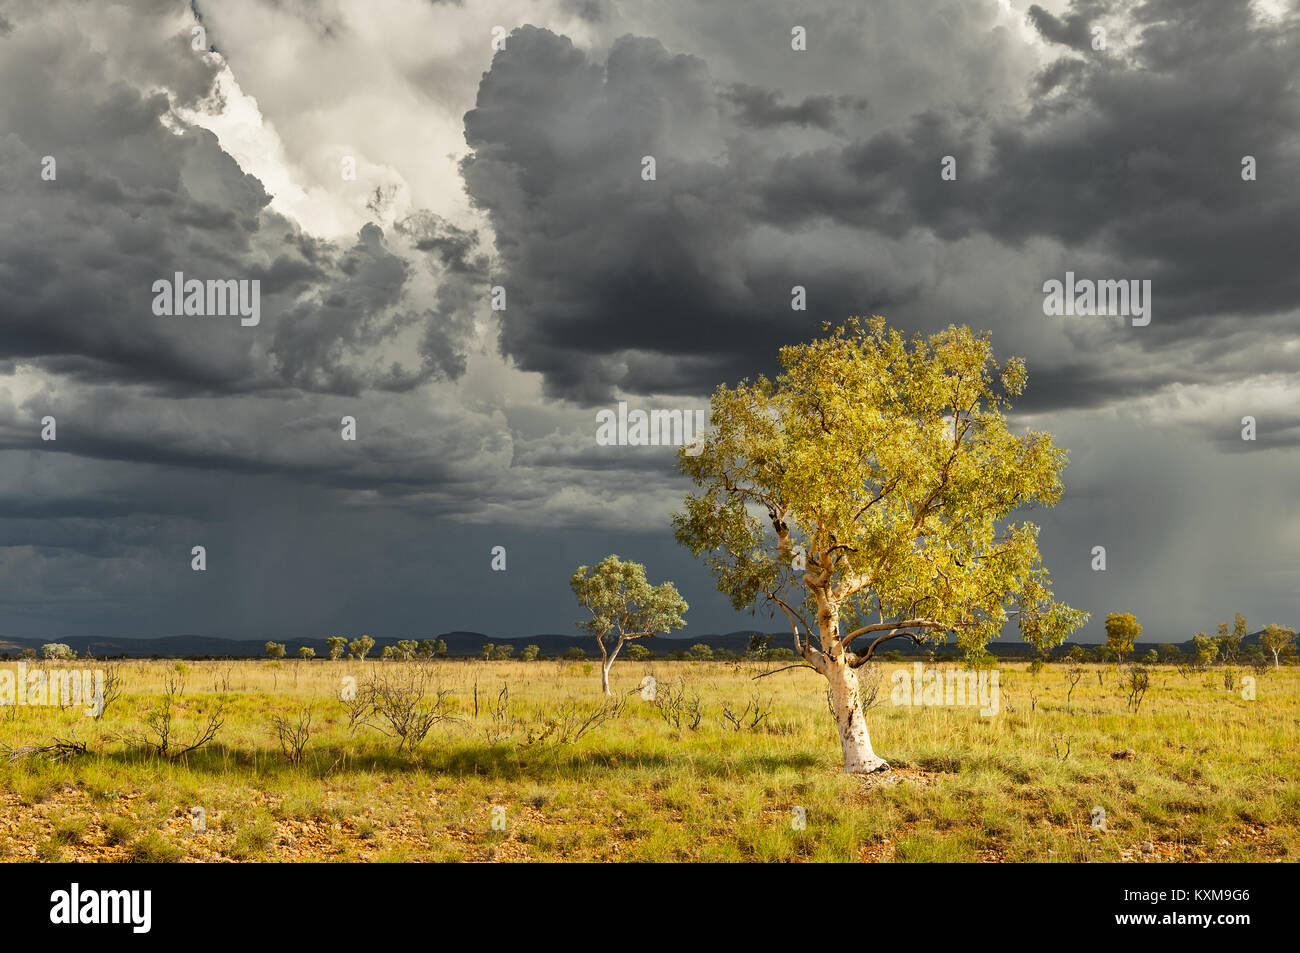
571,555,687,694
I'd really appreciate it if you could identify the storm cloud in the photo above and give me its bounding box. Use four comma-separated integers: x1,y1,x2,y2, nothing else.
1,0,1298,646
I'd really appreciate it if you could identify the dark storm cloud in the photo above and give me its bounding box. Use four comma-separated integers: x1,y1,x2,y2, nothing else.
462,27,784,401
1018,360,1179,413
464,3,1300,407
395,211,490,382
0,0,526,638
0,5,479,397
759,0,1300,322
756,112,970,238
722,83,866,132
3,0,1299,646
266,223,419,394
462,27,910,402
1026,0,1110,52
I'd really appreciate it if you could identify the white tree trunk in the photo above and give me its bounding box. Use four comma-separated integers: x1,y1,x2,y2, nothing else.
826,655,888,774
599,636,623,696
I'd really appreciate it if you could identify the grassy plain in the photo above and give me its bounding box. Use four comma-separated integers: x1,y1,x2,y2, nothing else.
1,657,1296,862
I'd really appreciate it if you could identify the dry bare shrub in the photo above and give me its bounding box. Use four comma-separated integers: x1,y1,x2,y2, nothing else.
1124,664,1150,713
129,678,224,759
523,696,625,747
270,705,314,766
1065,662,1085,713
653,677,703,731
1,729,88,763
93,661,124,719
1052,733,1071,762
342,680,377,732
480,682,515,744
350,667,453,752
719,691,773,732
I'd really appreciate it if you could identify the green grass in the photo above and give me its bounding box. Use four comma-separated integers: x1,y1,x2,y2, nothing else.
0,657,1296,862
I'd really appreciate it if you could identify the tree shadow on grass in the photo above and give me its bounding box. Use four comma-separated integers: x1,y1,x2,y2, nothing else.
78,741,829,784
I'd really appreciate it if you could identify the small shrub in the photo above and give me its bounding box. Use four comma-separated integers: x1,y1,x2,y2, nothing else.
1124,664,1151,713
270,705,314,766
105,817,134,846
53,816,88,845
230,819,275,860
127,832,184,863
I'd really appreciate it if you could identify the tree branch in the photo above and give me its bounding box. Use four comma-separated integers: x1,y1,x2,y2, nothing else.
751,664,819,680
841,618,948,648
850,630,927,665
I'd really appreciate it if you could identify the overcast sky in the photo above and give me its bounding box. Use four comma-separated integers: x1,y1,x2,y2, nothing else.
2,0,1298,644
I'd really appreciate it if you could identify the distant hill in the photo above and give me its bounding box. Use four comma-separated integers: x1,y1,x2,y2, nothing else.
0,629,1283,660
